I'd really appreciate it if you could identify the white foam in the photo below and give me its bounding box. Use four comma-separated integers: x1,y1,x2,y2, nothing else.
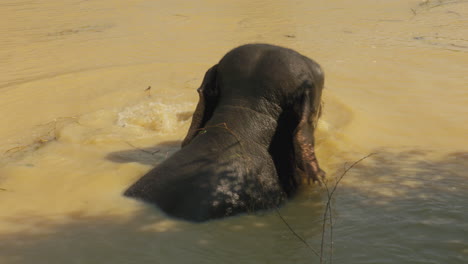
117,101,194,134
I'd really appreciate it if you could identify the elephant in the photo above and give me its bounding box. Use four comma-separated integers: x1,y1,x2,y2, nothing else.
124,43,325,222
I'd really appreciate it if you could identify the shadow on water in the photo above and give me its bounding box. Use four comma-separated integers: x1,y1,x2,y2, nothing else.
0,196,326,264
329,150,468,264
0,208,170,264
106,142,468,263
3,146,467,264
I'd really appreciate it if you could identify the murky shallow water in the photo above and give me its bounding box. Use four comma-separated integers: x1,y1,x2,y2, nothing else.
1,0,467,263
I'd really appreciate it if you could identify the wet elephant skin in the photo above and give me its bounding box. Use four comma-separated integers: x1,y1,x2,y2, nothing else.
124,44,325,222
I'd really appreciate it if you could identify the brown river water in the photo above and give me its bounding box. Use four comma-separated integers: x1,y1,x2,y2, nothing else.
1,0,467,263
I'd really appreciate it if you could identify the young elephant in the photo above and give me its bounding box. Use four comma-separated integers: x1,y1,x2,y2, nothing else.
125,44,325,222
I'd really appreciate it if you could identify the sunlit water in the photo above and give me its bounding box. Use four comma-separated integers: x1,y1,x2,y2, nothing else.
1,0,467,263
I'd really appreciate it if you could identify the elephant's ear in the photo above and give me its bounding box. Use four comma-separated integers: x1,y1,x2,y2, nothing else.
292,85,325,184
181,64,219,147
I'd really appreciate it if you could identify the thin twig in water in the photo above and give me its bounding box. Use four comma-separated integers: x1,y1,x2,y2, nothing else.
320,153,376,264
4,116,78,157
275,208,320,257
4,145,27,154
323,181,334,264
126,142,160,155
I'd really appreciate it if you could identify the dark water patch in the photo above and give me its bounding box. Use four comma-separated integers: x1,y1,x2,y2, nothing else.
47,24,113,38
326,150,468,263
106,145,468,263
0,208,175,264
0,193,327,264
412,35,468,52
411,0,468,15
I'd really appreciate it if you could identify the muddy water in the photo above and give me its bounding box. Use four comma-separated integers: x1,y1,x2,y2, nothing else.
1,0,467,263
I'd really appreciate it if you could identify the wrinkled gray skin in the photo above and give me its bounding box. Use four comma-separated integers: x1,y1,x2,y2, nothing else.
125,44,325,222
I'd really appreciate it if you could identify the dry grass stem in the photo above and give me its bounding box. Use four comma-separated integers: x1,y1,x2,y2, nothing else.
319,153,376,264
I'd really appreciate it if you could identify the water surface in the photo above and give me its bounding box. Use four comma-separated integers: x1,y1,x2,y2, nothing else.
1,0,467,263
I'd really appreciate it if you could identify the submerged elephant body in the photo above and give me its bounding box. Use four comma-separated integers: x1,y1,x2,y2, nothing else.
125,44,325,222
